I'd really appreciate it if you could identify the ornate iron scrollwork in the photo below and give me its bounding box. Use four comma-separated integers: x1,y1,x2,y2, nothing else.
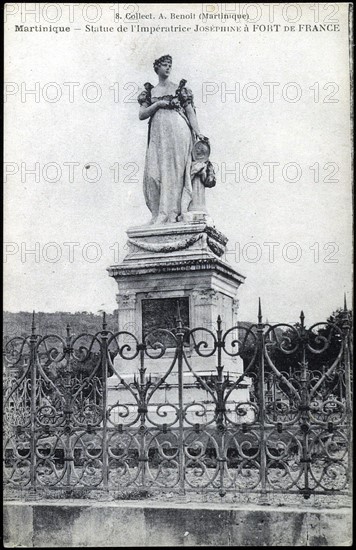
3,306,352,500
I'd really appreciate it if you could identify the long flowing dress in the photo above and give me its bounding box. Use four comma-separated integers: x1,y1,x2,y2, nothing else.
137,82,194,224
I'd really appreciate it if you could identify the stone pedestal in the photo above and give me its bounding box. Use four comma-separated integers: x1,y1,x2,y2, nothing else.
108,223,244,347
107,221,250,413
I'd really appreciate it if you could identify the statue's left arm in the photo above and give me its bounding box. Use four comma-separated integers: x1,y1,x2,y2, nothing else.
185,103,203,139
180,86,206,141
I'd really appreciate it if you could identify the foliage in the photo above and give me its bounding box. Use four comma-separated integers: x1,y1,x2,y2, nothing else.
3,311,119,394
271,308,352,373
239,308,352,377
3,310,119,341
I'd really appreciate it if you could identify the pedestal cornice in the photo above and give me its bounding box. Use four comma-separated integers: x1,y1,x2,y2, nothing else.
107,256,245,286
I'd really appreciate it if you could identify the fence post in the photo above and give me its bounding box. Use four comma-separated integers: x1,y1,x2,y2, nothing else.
216,315,226,497
137,340,148,490
101,313,109,492
299,311,311,499
176,313,186,495
257,299,267,503
29,312,37,496
341,300,352,492
63,324,74,493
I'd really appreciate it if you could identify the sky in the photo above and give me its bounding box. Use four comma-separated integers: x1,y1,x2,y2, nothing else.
4,3,353,325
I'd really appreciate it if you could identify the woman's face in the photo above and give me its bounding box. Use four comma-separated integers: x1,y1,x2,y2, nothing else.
157,61,172,78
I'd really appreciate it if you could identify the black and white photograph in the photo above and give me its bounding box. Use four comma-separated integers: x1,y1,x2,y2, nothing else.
3,3,353,547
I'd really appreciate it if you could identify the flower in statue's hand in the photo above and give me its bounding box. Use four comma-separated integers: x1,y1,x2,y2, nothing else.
170,97,180,109
158,99,171,109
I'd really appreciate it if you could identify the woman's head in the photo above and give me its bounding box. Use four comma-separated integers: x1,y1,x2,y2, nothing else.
153,55,172,75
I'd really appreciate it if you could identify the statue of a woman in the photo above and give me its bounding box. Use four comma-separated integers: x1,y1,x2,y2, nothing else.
138,55,207,225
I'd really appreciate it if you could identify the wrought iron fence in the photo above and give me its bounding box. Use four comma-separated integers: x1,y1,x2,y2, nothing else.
3,302,353,500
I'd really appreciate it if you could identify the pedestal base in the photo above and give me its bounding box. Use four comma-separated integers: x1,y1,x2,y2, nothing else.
107,221,247,406
179,211,214,225
123,221,228,262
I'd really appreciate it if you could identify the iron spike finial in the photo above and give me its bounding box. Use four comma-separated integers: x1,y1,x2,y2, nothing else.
102,311,107,330
66,323,71,338
258,298,262,324
341,293,351,331
300,310,305,325
31,310,36,334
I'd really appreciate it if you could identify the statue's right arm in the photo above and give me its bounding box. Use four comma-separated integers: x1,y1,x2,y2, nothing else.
139,100,169,121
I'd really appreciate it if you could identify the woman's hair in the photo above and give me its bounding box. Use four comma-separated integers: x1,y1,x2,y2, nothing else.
153,55,172,74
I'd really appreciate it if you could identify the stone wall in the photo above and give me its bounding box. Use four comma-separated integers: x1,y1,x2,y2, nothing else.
3,501,352,547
